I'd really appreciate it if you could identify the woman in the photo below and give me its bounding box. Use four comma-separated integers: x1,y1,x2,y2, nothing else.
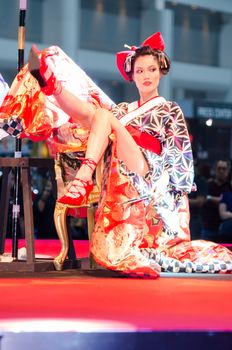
2,32,232,277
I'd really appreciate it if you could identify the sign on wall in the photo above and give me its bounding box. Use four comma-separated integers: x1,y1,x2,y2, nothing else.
195,101,232,120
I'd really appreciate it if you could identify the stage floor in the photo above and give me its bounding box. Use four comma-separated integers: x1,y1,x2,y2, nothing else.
0,239,231,334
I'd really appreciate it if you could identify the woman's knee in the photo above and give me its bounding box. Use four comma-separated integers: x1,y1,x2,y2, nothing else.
94,108,112,122
92,108,112,137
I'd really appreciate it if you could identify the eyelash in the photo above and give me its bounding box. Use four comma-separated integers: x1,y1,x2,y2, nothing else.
136,68,157,74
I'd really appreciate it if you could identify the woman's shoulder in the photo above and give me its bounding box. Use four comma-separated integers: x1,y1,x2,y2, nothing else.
165,100,181,108
164,100,184,115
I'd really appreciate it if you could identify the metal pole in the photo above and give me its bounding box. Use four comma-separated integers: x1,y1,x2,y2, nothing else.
12,0,27,259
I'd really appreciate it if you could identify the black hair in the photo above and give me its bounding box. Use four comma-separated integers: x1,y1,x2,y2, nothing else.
125,45,170,81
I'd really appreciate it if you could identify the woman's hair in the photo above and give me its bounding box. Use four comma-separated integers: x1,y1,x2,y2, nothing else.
125,45,170,81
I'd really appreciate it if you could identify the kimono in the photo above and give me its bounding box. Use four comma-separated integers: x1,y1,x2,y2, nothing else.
0,73,9,106
0,46,114,147
0,46,231,277
91,97,232,275
0,73,10,139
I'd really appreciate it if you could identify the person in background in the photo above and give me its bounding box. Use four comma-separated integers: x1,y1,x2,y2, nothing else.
218,191,232,243
33,176,57,239
201,160,232,242
189,160,208,240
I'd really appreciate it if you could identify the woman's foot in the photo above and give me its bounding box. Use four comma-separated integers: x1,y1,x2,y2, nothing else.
28,45,58,96
58,178,94,206
57,158,97,206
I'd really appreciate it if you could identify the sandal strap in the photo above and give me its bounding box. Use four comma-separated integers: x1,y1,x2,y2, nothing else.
80,158,97,172
68,178,92,198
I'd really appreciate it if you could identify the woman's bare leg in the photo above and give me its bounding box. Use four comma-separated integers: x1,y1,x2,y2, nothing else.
61,108,149,201
28,45,96,128
85,109,149,175
54,89,96,128
28,46,148,202
37,73,148,175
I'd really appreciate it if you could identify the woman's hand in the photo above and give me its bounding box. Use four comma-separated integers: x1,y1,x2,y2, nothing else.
57,122,73,140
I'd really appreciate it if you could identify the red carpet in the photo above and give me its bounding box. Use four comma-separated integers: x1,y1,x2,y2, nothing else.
0,239,232,332
4,238,89,259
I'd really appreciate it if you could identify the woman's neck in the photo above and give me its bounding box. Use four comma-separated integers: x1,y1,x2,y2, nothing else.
139,91,159,105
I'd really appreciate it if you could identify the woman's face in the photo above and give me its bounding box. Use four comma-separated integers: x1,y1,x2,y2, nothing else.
132,54,161,99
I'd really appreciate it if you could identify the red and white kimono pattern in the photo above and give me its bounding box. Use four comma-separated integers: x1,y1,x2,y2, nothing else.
91,98,232,275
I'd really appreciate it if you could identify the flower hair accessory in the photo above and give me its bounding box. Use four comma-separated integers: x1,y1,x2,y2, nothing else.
116,32,166,81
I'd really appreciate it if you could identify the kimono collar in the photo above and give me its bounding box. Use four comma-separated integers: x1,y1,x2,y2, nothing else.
120,96,166,126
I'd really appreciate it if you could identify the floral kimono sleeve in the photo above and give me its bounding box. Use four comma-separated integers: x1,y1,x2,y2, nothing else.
111,102,129,120
164,102,194,193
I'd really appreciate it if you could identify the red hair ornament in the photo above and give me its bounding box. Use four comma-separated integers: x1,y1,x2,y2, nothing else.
116,32,165,81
